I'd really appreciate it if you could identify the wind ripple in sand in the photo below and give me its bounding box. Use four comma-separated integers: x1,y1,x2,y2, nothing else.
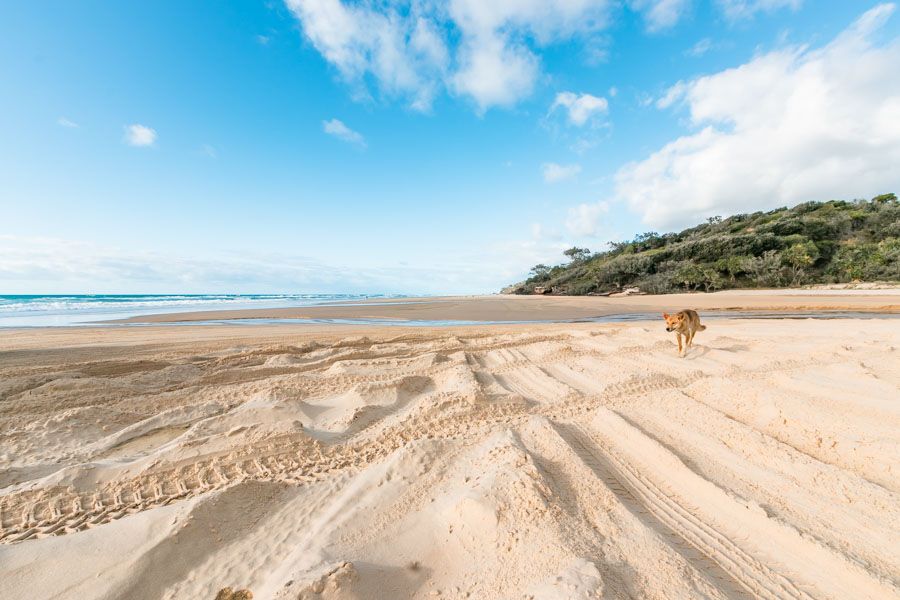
0,321,898,599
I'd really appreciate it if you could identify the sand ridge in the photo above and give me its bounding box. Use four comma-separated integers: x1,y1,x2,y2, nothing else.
0,319,898,599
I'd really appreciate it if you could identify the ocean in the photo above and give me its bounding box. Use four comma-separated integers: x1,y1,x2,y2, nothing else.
0,294,404,327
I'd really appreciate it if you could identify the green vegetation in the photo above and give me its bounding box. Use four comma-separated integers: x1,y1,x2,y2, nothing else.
507,194,900,295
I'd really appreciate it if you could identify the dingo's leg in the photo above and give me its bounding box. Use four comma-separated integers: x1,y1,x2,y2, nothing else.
676,333,683,356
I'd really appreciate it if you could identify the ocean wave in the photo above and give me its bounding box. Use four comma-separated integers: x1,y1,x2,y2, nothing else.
0,294,395,315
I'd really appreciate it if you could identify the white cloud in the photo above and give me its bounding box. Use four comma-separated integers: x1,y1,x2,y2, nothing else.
629,0,691,32
550,91,609,126
322,118,366,147
201,144,217,158
446,0,611,111
566,201,609,236
655,80,687,108
284,0,804,112
285,0,449,111
57,117,78,128
284,0,612,113
686,37,713,57
451,33,538,112
124,124,157,147
716,0,801,21
257,34,271,45
542,162,582,183
614,3,900,230
545,91,610,153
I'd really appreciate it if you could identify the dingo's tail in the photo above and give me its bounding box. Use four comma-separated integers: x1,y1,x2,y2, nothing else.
699,324,707,331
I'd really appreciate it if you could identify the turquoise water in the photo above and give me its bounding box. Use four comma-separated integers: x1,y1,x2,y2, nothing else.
0,294,409,327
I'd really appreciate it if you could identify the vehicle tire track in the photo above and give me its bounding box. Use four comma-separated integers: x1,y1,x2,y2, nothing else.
569,409,896,600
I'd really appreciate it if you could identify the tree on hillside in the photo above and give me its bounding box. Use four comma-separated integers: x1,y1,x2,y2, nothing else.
701,267,724,292
633,232,662,250
563,247,591,263
716,255,751,283
529,264,551,279
745,250,784,287
782,241,820,285
673,262,706,291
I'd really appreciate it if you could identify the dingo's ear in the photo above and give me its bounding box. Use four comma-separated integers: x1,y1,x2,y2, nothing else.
662,312,668,318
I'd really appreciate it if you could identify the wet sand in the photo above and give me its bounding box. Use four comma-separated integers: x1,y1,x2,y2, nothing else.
116,289,900,324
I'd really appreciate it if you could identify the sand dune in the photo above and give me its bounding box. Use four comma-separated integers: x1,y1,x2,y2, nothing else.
1,319,898,599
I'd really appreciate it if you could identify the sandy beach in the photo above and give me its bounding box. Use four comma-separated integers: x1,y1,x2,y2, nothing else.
1,294,898,599
7,0,900,597
116,289,900,324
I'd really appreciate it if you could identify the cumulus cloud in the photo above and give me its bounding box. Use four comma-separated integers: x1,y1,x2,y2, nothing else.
611,3,900,230
629,0,691,32
124,124,157,147
57,117,78,128
285,1,810,112
716,0,802,21
566,201,610,236
284,0,612,112
322,118,366,147
446,0,611,112
549,91,609,126
285,0,450,111
542,162,582,183
450,32,538,112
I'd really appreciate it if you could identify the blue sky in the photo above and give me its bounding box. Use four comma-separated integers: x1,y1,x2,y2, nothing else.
2,1,898,294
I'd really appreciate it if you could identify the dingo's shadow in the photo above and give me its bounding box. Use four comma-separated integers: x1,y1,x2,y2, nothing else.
713,343,750,353
682,345,710,359
684,343,748,359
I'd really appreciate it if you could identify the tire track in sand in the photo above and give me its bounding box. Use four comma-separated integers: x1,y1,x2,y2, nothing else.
569,408,897,600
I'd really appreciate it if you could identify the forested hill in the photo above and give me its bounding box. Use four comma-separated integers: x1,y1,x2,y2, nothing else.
506,194,900,295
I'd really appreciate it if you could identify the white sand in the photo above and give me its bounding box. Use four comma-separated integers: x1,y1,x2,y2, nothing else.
1,318,898,599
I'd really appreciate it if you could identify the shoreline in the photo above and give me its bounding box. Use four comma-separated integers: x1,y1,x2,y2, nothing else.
113,289,900,324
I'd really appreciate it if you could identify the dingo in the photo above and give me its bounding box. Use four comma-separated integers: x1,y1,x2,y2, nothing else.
663,310,706,357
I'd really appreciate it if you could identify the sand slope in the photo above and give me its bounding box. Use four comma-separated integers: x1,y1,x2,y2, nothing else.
1,320,898,599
